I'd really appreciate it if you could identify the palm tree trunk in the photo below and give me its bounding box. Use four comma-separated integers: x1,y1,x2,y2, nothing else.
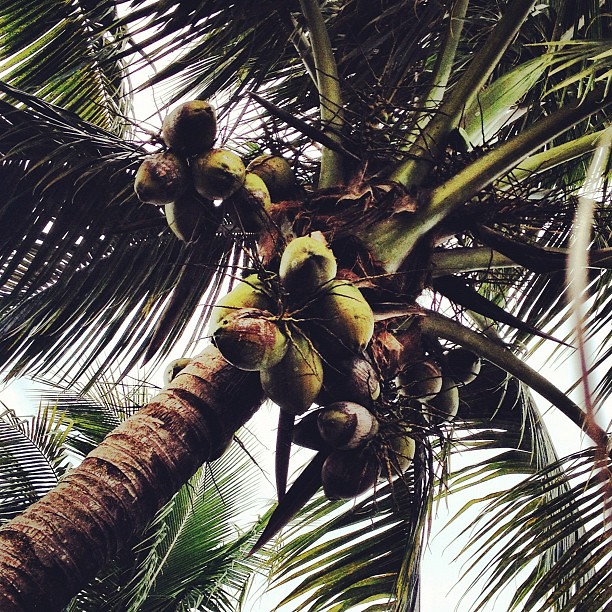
0,346,264,611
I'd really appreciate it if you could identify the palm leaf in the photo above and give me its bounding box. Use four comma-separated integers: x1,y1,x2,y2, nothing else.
0,0,131,133
0,403,72,522
67,433,272,612
0,86,235,384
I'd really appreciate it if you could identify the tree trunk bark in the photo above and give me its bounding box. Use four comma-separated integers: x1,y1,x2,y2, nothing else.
0,346,264,611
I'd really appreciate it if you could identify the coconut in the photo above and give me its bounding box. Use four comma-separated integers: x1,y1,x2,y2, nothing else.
317,402,379,450
260,330,323,415
445,348,481,385
192,149,246,200
228,172,272,232
387,428,416,474
318,356,381,406
161,100,217,155
395,360,443,401
293,409,328,451
321,449,380,500
246,154,295,200
279,235,337,298
213,308,288,371
134,151,188,205
311,280,374,354
164,191,217,242
427,376,460,422
162,357,191,386
208,274,275,334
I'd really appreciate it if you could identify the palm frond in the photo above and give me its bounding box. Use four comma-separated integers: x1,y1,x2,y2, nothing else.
67,433,272,612
0,86,235,384
263,441,434,611
0,0,132,134
0,403,72,523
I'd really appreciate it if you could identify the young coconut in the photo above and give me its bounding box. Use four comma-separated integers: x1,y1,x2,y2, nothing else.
165,191,218,242
163,357,192,386
260,330,323,415
387,428,416,475
192,149,246,200
321,449,380,500
427,376,460,422
317,401,379,450
318,356,381,406
134,151,188,205
228,172,272,232
395,360,443,401
161,100,217,155
312,280,374,354
279,235,337,298
208,274,275,334
212,308,288,371
293,409,329,451
445,347,482,385
246,154,295,200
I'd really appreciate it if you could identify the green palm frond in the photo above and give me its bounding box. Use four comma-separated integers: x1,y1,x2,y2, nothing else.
454,449,610,611
0,85,235,383
262,441,434,611
0,0,131,134
67,434,272,612
0,403,72,523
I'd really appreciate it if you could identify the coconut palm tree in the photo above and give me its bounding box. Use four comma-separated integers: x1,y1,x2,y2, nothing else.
0,0,610,610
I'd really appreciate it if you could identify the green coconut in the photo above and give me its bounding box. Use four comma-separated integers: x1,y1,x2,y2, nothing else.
321,449,380,500
260,330,323,415
213,308,288,371
395,360,443,401
445,347,482,385
387,428,416,474
246,154,295,200
317,401,379,450
164,191,218,242
279,235,337,298
293,409,328,451
312,280,374,354
427,376,460,422
134,151,188,205
208,274,275,334
318,356,381,406
192,149,246,200
161,100,217,155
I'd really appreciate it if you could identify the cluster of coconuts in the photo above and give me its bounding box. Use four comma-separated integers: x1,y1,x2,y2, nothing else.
133,100,295,241
207,234,420,500
394,347,481,422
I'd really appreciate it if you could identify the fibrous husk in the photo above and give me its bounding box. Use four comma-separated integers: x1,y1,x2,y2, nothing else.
164,191,218,242
395,360,443,401
246,154,295,200
213,308,288,371
317,401,379,450
318,355,380,406
445,347,482,385
208,274,276,334
311,280,374,354
260,330,323,415
321,449,380,500
192,149,246,200
161,100,217,155
162,357,192,386
279,235,337,298
134,151,188,205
